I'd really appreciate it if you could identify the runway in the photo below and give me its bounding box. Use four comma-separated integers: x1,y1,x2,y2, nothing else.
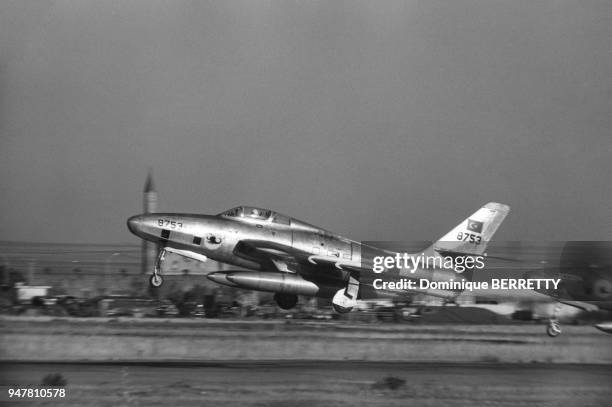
2,361,611,406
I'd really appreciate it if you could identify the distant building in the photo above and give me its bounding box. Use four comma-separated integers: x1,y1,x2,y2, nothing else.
14,282,52,304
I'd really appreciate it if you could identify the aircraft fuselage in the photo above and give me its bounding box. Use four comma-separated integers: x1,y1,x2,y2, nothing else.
127,212,360,273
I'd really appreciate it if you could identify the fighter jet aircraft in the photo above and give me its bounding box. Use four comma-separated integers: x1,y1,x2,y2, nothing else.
525,241,612,337
127,202,510,313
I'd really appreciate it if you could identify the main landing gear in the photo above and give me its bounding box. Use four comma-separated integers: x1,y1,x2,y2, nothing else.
274,293,298,310
332,272,359,313
149,249,166,288
546,302,563,337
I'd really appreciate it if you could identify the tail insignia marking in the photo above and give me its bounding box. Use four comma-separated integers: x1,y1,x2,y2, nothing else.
467,219,483,233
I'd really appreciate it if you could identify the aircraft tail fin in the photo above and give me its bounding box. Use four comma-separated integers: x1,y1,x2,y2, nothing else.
432,202,510,256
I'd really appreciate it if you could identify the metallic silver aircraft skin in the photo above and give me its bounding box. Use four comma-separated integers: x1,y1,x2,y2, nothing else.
127,203,510,312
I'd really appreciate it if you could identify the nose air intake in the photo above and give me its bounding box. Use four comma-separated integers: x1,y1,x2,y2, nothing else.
127,215,142,234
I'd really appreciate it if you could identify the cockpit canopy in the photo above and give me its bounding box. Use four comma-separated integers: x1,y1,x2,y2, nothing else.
218,206,290,225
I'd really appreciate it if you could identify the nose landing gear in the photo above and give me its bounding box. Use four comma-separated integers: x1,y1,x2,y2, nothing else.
149,249,166,288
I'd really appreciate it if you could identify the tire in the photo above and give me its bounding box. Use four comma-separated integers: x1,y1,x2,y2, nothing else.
149,274,163,288
546,323,561,337
274,293,298,310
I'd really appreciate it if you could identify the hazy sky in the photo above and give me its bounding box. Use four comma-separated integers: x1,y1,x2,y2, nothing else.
1,0,611,244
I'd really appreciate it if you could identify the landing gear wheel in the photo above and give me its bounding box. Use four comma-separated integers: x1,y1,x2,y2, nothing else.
331,272,359,314
546,320,561,337
149,273,164,288
274,293,298,310
332,303,353,314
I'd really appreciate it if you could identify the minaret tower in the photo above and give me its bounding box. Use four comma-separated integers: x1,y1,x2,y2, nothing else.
142,171,158,276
